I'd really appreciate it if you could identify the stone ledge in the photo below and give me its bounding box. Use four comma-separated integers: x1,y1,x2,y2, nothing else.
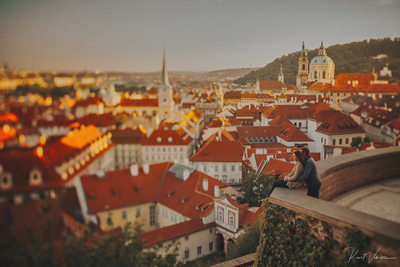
269,188,400,246
316,146,400,177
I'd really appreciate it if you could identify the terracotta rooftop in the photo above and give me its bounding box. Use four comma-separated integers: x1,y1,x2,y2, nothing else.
142,218,214,247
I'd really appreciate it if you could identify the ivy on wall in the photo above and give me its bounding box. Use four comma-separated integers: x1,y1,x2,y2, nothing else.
254,201,373,267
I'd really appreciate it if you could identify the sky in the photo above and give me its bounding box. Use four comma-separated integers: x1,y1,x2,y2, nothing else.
0,0,399,72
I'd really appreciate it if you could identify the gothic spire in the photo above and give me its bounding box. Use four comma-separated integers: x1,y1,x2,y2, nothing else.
300,41,307,56
161,48,169,86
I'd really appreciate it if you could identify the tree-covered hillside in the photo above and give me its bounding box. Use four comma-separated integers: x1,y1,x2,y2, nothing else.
235,38,400,85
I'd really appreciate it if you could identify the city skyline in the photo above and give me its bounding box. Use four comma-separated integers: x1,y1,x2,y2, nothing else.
1,0,399,72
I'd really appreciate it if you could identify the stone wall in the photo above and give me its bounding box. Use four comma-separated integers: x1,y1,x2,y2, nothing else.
317,146,400,200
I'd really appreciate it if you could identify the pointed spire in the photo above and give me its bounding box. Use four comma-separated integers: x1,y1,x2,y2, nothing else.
300,41,307,56
161,48,169,86
318,40,326,56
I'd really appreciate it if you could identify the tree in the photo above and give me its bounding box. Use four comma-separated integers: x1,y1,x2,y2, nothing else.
238,172,275,206
226,223,260,260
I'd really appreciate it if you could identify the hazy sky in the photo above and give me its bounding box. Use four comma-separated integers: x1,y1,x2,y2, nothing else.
0,0,399,72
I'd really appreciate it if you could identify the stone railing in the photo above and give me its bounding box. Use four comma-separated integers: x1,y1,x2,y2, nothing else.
216,147,400,266
317,146,400,200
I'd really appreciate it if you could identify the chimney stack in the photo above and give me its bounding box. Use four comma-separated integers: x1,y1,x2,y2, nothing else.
214,185,220,198
130,164,139,176
143,164,150,174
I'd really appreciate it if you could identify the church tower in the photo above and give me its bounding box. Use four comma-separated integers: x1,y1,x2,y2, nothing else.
296,41,309,88
158,49,174,120
278,64,284,83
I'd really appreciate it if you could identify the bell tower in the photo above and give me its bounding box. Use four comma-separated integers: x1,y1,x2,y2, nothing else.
158,49,174,120
296,41,309,88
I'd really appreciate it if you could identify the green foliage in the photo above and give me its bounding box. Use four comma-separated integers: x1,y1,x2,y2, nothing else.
0,211,180,267
236,38,400,85
12,85,73,98
238,172,275,206
226,223,260,260
254,202,372,267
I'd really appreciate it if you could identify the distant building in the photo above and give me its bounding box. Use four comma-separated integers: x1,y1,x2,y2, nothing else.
296,42,309,88
141,128,193,164
380,63,392,78
110,127,145,169
309,42,335,84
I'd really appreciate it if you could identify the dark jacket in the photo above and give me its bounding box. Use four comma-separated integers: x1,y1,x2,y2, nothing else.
295,156,321,185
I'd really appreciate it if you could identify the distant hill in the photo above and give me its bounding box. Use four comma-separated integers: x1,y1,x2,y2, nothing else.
235,37,400,85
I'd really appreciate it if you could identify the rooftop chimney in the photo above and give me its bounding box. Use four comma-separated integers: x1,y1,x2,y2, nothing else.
130,164,139,176
143,164,150,174
214,185,220,198
97,170,105,178
202,178,208,192
183,169,190,180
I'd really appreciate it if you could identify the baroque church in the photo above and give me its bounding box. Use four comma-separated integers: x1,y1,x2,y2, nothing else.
296,41,335,88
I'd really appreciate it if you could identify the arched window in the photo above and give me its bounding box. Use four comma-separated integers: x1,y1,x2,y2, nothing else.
29,169,43,186
0,172,12,190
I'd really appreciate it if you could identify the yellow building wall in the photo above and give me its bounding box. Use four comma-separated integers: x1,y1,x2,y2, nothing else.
97,202,157,232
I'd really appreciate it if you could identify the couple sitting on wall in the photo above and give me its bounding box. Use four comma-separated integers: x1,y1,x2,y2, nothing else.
269,147,321,199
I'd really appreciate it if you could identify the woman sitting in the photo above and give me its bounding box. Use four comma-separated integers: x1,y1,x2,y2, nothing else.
268,151,306,196
284,151,306,189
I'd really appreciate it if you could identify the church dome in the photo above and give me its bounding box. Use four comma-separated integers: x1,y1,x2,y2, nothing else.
310,55,333,65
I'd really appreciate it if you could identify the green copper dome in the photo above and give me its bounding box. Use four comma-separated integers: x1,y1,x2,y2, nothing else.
310,55,333,65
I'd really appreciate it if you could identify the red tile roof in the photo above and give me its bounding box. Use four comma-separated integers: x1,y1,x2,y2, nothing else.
142,218,214,246
80,162,228,219
110,128,145,144
77,113,116,127
237,126,281,140
120,98,159,107
278,124,312,142
0,112,19,124
75,97,104,107
261,158,294,177
313,110,364,134
191,130,243,162
141,129,192,146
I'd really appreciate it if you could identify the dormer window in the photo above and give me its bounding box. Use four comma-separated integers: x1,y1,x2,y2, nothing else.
157,137,162,143
168,137,173,143
0,172,12,190
29,169,43,186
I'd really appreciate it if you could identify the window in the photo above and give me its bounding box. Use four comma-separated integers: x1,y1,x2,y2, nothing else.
314,71,318,79
215,165,218,171
346,138,349,144
185,235,189,241
333,139,336,145
239,165,242,171
122,211,127,219
184,250,190,259
136,208,141,217
302,64,305,70
150,206,156,225
197,246,202,256
231,165,235,172
322,71,326,79
209,228,213,234
107,213,113,226
299,122,302,128
339,138,342,145
218,207,223,222
229,212,234,226
294,122,297,126
223,165,226,171
209,242,214,251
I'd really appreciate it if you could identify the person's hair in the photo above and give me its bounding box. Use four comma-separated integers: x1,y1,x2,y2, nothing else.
301,147,310,156
294,151,302,159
